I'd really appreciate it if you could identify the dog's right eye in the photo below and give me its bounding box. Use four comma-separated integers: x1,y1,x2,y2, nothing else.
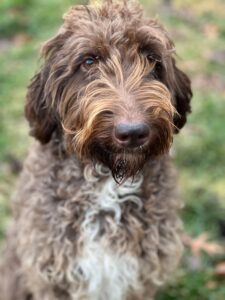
82,56,99,69
85,58,95,65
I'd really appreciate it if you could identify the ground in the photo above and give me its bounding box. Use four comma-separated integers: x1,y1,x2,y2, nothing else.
0,0,225,299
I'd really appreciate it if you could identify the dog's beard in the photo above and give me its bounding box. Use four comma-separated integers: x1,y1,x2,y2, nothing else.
85,119,173,183
89,142,149,183
112,154,147,183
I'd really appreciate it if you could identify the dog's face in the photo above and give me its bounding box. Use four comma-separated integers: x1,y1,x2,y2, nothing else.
25,1,192,182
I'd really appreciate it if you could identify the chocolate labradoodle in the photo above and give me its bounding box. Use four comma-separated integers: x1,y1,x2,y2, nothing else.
0,1,192,299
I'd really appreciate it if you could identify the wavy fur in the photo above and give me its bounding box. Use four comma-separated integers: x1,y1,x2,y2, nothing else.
0,1,191,299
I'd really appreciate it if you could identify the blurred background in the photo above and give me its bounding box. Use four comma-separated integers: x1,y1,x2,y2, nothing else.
0,0,225,299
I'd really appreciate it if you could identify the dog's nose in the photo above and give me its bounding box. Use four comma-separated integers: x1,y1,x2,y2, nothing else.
114,123,150,148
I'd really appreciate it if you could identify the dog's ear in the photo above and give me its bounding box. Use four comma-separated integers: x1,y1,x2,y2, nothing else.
25,30,72,144
25,65,58,144
171,59,192,132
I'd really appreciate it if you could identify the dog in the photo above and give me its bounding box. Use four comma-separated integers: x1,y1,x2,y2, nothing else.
0,0,192,299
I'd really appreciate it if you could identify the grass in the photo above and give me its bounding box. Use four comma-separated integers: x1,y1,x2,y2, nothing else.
0,0,225,298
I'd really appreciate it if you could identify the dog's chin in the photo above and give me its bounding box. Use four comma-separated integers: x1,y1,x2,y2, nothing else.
89,143,149,183
111,153,147,183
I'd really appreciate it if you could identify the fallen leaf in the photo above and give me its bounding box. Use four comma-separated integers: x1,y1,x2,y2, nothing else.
13,34,32,45
203,23,219,40
182,233,224,256
206,280,218,289
215,262,225,276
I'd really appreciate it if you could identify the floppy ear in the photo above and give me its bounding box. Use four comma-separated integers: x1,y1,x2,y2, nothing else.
25,29,73,143
25,65,58,144
171,59,192,132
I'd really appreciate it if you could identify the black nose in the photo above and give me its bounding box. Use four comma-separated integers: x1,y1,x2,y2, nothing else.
114,123,150,148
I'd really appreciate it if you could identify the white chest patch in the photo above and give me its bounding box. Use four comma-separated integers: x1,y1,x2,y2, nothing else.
69,165,144,300
72,242,141,300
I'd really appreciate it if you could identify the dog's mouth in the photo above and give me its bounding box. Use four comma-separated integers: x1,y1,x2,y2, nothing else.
99,144,147,155
89,141,150,183
71,119,173,182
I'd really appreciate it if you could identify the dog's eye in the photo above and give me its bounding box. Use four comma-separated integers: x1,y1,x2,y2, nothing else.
83,56,99,68
147,54,161,64
85,58,95,65
147,55,155,64
146,54,163,77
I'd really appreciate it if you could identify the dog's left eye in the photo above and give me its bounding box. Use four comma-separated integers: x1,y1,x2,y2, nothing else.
147,54,161,64
146,54,163,77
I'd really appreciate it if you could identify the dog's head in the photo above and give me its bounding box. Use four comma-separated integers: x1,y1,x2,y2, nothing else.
25,0,192,182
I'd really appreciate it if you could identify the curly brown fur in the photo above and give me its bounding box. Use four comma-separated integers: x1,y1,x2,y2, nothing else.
0,1,192,299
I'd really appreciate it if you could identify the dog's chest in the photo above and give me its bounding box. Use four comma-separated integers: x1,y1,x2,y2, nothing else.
68,165,144,299
81,164,144,238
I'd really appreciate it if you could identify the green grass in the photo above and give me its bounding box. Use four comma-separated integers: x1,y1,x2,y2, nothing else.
0,0,81,239
0,0,225,298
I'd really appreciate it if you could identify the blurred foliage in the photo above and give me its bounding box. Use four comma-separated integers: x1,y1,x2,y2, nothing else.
157,269,225,300
0,0,79,38
0,0,225,298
